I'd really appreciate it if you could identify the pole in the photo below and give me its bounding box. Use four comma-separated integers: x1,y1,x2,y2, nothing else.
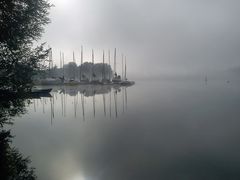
102,50,105,81
108,49,111,80
114,48,116,75
60,51,62,69
92,49,94,82
80,46,83,81
122,53,124,80
63,52,65,78
73,51,75,79
125,56,127,80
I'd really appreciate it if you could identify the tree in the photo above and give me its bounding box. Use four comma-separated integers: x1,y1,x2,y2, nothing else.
0,0,51,92
0,97,36,179
0,130,37,180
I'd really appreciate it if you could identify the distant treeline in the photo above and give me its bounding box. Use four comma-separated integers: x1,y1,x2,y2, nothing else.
35,62,113,81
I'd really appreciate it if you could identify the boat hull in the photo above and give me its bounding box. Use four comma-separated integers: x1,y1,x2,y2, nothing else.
120,81,135,86
31,88,52,93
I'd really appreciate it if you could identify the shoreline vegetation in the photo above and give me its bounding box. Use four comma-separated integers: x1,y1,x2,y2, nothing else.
0,0,134,177
33,50,135,87
0,0,51,94
0,1,52,179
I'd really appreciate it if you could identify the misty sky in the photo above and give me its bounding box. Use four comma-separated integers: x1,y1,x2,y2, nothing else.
41,0,240,77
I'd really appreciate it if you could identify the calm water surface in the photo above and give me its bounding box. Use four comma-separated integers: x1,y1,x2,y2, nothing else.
9,80,240,180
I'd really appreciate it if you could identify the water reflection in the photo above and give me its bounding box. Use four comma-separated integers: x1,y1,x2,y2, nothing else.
8,80,240,180
31,85,130,123
0,84,132,180
0,97,36,179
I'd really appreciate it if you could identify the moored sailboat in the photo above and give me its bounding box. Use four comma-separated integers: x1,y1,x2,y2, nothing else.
112,48,122,84
120,56,135,86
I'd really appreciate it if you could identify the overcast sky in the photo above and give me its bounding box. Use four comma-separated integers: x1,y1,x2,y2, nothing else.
41,0,240,77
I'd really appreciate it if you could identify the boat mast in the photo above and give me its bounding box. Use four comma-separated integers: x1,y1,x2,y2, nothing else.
122,53,124,80
60,51,64,81
73,51,75,79
92,49,94,64
80,46,83,81
73,51,75,62
62,52,65,78
108,49,111,80
102,50,105,81
125,56,127,80
48,47,53,77
92,49,94,81
60,51,62,70
114,48,117,76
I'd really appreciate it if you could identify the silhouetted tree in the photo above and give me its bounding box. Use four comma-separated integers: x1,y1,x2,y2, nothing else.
0,130,36,180
0,96,36,179
0,0,51,92
0,96,28,127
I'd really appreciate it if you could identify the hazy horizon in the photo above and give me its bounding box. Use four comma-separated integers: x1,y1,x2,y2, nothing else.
2,1,240,179
40,0,240,78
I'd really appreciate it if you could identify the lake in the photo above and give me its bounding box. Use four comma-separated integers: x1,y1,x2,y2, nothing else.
5,80,240,180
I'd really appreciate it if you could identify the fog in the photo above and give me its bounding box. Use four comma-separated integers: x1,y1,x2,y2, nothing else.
41,0,240,78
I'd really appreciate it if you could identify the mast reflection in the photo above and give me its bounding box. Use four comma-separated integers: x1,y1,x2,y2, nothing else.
114,89,118,118
30,84,132,123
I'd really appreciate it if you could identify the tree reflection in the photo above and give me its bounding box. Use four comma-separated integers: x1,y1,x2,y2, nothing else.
0,96,36,180
0,97,27,126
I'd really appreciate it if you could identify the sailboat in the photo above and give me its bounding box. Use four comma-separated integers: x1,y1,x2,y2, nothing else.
64,51,80,85
91,49,101,85
120,56,135,86
37,48,63,85
79,46,90,84
101,50,111,84
112,48,122,84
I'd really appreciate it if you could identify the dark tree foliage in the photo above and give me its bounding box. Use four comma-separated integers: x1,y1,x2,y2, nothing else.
0,96,28,127
0,96,36,179
0,130,36,180
0,0,51,92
